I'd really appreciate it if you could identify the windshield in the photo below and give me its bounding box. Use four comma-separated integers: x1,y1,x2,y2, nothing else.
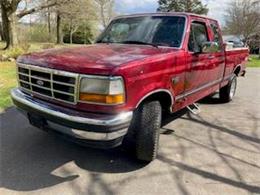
96,16,186,48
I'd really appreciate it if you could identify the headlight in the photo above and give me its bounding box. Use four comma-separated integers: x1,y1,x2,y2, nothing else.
79,76,125,105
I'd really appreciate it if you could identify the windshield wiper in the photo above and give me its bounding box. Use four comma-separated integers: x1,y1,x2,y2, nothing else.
120,40,159,48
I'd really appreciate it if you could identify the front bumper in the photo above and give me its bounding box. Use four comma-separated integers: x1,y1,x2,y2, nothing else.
11,88,133,148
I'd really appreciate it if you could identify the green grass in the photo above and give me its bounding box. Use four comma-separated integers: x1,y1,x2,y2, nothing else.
0,61,17,111
247,55,260,67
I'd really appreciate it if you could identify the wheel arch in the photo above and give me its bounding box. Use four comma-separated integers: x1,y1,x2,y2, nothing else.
135,89,174,112
233,64,241,76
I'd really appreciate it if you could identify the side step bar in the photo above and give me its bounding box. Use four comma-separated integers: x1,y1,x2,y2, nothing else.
187,103,201,115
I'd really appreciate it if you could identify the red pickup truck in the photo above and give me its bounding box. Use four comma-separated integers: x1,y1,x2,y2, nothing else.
11,13,248,162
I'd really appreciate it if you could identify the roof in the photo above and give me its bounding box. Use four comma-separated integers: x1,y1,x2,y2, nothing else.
114,12,218,22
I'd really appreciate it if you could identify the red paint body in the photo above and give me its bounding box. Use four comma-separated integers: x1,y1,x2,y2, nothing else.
17,13,249,114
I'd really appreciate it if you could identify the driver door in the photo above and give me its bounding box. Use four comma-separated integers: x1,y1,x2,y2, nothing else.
184,20,216,101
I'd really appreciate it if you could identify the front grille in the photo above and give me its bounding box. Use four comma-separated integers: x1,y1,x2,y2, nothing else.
17,64,79,104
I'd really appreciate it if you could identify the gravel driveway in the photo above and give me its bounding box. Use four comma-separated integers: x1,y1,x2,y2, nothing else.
1,68,260,195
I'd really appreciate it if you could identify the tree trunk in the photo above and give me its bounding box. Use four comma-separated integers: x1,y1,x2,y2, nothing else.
56,11,63,44
47,7,51,42
70,31,73,44
9,13,19,47
2,0,58,49
1,5,19,49
1,4,9,49
84,27,87,44
259,45,260,59
0,22,4,41
259,36,260,58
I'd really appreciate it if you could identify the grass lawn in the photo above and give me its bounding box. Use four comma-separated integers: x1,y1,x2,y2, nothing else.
0,61,17,111
247,55,260,67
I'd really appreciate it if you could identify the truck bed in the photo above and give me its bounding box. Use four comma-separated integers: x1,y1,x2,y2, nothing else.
224,47,248,79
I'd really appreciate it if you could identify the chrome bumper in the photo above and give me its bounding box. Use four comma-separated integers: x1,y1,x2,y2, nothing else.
11,88,133,142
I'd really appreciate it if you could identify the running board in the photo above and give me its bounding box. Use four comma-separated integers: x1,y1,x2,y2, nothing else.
187,103,201,115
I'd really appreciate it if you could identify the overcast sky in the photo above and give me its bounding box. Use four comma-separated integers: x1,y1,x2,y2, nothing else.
21,0,229,26
115,0,229,26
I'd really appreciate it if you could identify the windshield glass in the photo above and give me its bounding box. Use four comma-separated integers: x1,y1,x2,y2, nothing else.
96,16,186,48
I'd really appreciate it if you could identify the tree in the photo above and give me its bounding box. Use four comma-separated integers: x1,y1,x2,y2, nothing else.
57,0,97,44
224,0,260,55
248,34,260,56
56,10,62,44
94,0,115,29
63,23,93,44
0,4,4,41
46,0,52,42
0,0,62,49
61,0,83,44
157,0,208,14
0,22,3,41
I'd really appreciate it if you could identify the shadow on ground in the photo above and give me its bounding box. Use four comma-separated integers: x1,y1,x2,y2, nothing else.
1,102,260,194
0,107,146,191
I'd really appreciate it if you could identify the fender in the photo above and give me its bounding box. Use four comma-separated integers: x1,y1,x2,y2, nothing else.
135,89,174,112
223,64,241,84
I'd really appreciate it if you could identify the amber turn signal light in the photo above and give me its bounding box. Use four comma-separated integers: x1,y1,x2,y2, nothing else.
79,93,125,104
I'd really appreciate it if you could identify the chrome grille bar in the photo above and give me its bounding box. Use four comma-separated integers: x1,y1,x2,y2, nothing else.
17,63,79,104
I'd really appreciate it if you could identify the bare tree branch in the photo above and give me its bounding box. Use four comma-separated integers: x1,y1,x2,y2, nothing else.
94,0,114,28
17,1,57,18
225,0,260,42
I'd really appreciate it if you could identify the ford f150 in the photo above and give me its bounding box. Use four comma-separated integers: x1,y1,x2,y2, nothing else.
11,13,249,162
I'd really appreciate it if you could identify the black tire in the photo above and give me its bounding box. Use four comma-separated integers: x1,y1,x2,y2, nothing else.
126,101,162,162
219,75,237,103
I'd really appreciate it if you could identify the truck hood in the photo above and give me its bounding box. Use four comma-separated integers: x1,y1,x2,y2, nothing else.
17,44,175,75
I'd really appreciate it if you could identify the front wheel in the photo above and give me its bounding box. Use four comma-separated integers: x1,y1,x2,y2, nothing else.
219,75,237,103
125,101,162,162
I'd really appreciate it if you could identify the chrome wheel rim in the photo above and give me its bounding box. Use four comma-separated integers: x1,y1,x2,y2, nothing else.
230,78,237,99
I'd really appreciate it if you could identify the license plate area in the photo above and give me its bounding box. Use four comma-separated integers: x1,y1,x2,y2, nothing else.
28,113,47,129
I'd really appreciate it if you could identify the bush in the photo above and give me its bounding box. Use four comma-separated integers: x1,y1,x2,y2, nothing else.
41,43,55,50
0,47,27,61
20,42,31,52
5,47,25,59
26,24,55,43
63,24,93,44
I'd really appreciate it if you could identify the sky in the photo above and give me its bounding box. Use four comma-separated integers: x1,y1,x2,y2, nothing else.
20,0,229,26
115,0,229,26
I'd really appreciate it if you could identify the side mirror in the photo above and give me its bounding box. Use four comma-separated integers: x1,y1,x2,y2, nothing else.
201,42,219,53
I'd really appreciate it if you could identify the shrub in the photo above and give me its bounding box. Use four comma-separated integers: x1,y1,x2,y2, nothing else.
41,43,55,50
5,47,25,59
63,24,93,44
20,42,31,52
27,24,55,43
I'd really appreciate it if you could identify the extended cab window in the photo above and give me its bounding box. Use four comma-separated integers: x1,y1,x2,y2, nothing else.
188,22,209,53
210,23,222,51
97,16,186,48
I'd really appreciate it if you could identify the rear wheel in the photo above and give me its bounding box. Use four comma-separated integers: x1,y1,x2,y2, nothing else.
124,101,162,162
220,75,237,103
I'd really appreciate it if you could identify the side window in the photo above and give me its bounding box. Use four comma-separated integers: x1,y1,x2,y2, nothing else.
188,22,209,52
210,23,222,51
